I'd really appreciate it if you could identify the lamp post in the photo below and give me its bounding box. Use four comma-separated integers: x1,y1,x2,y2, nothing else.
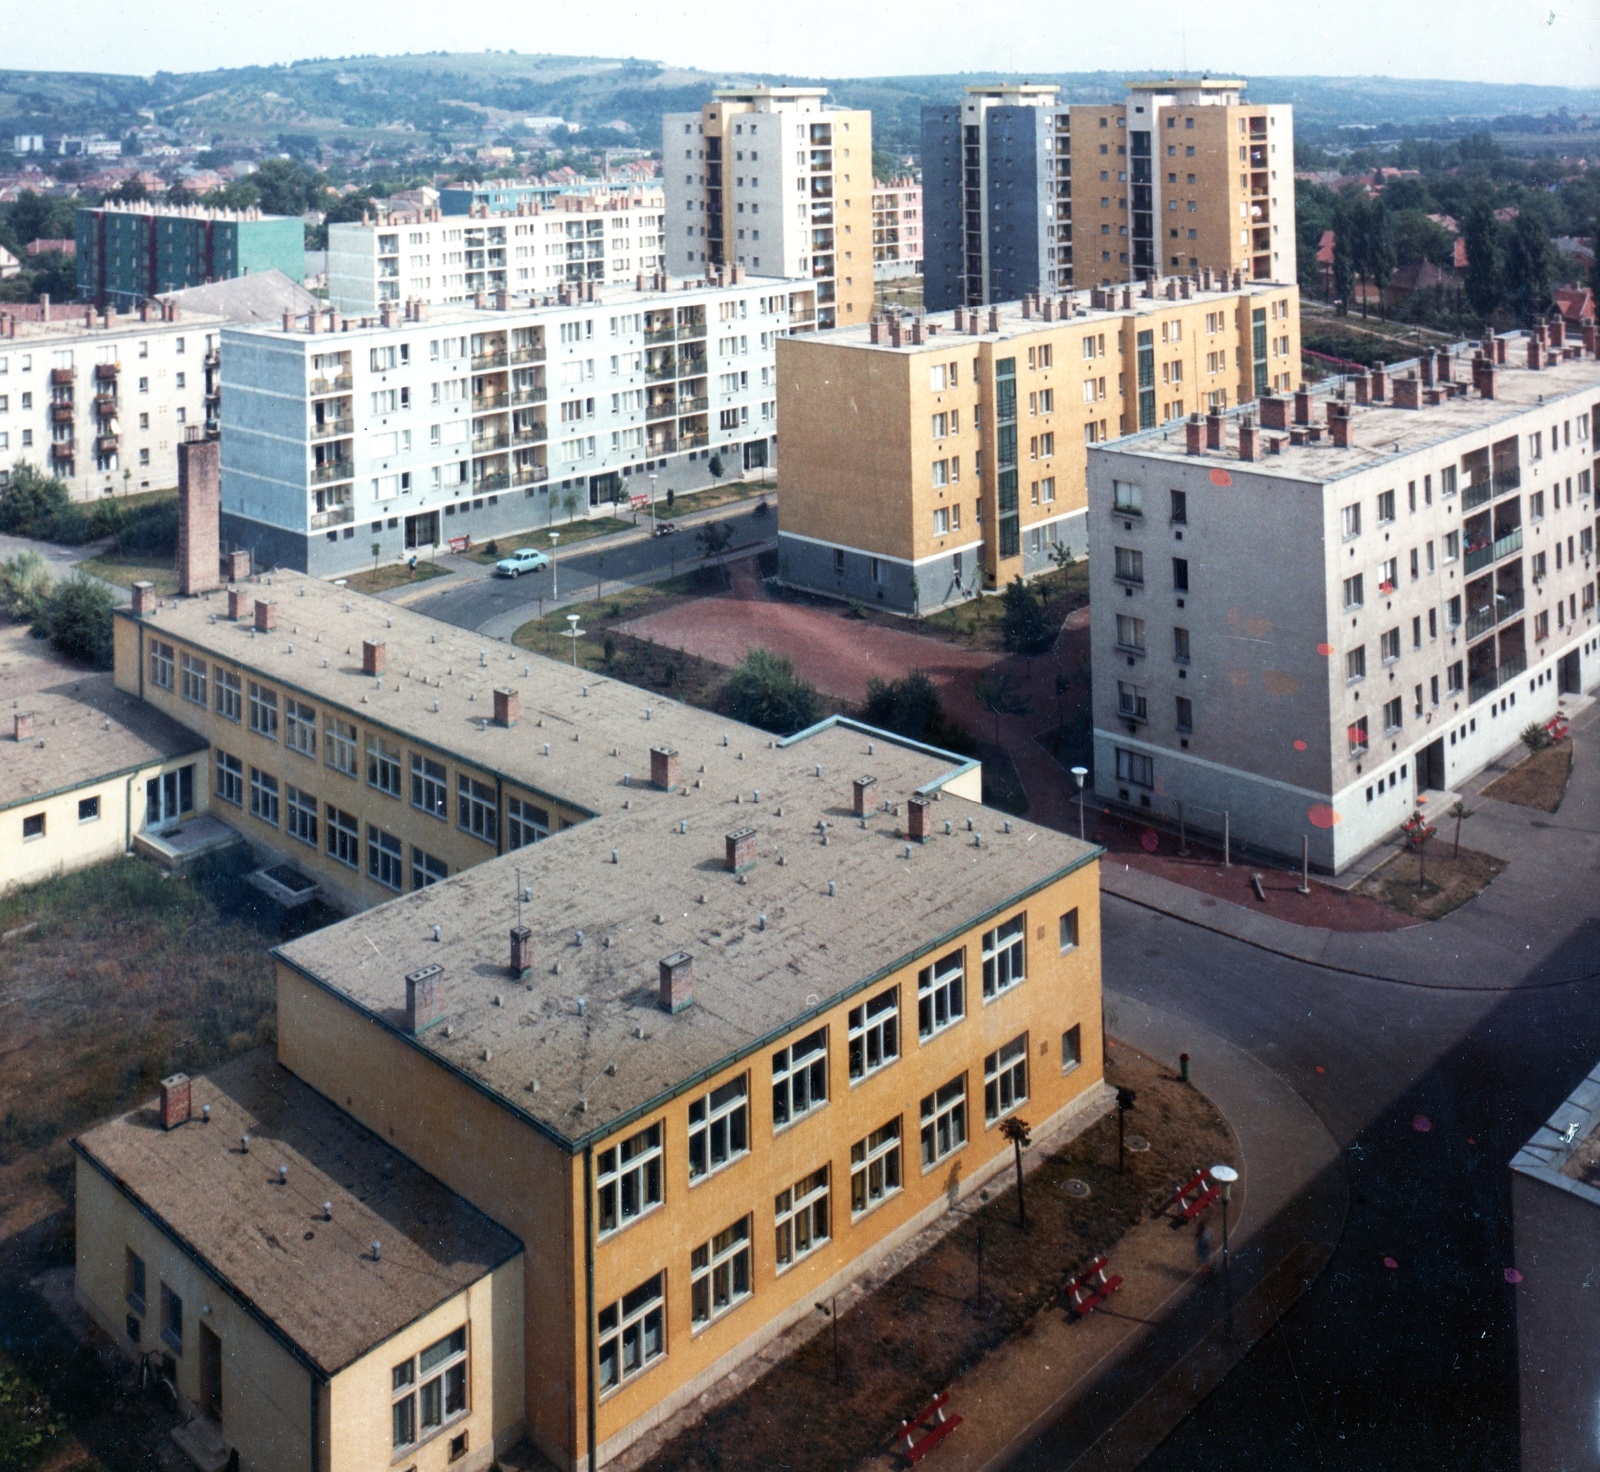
648,472,658,533
565,612,584,667
1071,766,1088,841
548,531,560,600
1209,1163,1239,1339
814,1298,840,1384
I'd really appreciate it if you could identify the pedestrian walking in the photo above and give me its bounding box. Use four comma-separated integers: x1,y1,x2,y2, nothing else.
1195,1220,1215,1278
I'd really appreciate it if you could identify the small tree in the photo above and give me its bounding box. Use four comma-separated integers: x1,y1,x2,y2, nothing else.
697,520,734,588
999,1115,1032,1230
972,671,1031,745
37,573,116,668
861,670,944,745
719,648,821,735
0,550,53,624
561,488,580,524
1448,799,1476,860
0,461,71,534
1000,577,1052,656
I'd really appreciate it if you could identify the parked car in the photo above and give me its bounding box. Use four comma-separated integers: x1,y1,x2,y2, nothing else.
493,548,550,578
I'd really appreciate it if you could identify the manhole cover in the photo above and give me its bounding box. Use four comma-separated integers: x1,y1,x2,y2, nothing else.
1064,1179,1091,1198
1126,1136,1151,1153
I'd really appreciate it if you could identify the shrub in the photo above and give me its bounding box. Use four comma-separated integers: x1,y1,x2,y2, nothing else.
117,497,180,554
36,574,116,668
0,462,71,534
0,551,53,625
719,648,822,735
1521,722,1551,752
1001,577,1053,655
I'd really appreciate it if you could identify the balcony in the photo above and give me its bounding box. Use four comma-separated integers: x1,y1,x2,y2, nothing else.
1469,670,1498,703
647,435,677,455
512,422,547,444
1463,477,1492,511
676,395,709,415
51,403,75,424
310,375,353,396
510,386,547,406
1464,542,1494,575
1492,467,1521,495
1498,649,1528,685
311,461,353,485
50,367,74,386
472,432,511,453
310,505,354,530
311,417,354,440
646,363,676,383
678,431,709,450
1494,527,1523,561
473,471,511,493
645,326,676,345
510,345,545,364
512,463,549,486
95,435,118,455
94,393,118,415
1466,605,1497,642
472,349,509,370
472,393,508,413
646,396,676,420
94,362,119,382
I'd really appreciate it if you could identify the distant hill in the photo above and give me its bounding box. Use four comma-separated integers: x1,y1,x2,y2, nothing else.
2,52,1596,155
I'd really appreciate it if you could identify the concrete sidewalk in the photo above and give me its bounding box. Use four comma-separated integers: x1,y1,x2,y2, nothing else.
856,996,1344,1472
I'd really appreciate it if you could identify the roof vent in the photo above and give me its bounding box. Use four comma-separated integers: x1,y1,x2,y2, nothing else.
726,827,756,872
405,964,445,1034
659,951,694,1013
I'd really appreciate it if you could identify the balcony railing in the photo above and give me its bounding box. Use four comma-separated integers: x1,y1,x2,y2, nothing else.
1494,527,1523,561
1463,478,1492,511
1498,650,1528,684
679,431,709,449
511,386,547,406
646,363,676,383
472,433,511,452
512,464,549,486
677,395,709,415
1466,605,1497,642
645,326,676,345
1492,467,1521,495
310,505,354,529
472,393,508,413
512,423,547,444
510,346,545,364
646,398,676,420
1469,669,1499,703
50,403,74,424
94,394,118,415
472,350,509,370
310,375,353,396
311,418,354,440
94,362,119,382
473,471,511,493
1464,542,1493,575
311,461,353,485
50,367,74,386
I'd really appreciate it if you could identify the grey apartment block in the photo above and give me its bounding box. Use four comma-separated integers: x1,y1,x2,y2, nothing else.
920,106,964,314
777,533,980,616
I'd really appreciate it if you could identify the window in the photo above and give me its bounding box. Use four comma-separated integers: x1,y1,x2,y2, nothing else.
179,652,206,706
215,668,241,722
249,768,279,826
984,1035,1029,1122
1379,558,1398,592
1341,503,1362,539
369,827,404,890
1116,748,1154,787
1173,626,1191,662
691,1217,753,1327
215,750,242,807
1380,628,1400,663
327,805,359,867
286,785,318,846
1175,695,1194,733
248,683,278,739
850,1118,902,1216
920,1076,967,1168
1171,557,1189,592
125,1248,146,1314
1170,489,1188,523
413,847,448,889
507,796,549,849
598,1275,665,1394
775,1167,830,1269
160,1283,183,1353
772,1028,828,1128
149,640,174,690
1383,697,1403,734
285,699,316,758
1115,614,1145,651
981,916,1026,1000
79,795,100,823
391,1328,468,1450
1447,595,1462,628
1112,480,1142,515
1447,661,1464,695
848,987,899,1081
1117,681,1148,720
1114,546,1144,583
1347,647,1366,682
412,754,448,817
22,812,44,840
597,1122,663,1235
324,716,357,776
932,506,950,536
1348,716,1369,755
688,1076,749,1180
458,774,498,844
1342,574,1364,610
917,949,964,1039
1376,490,1395,524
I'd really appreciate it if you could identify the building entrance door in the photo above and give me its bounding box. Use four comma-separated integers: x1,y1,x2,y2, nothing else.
1417,737,1446,795
405,512,439,550
144,765,193,833
1558,650,1581,695
198,1323,222,1422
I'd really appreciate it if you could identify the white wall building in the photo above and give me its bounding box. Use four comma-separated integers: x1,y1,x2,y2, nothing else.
0,303,219,501
1087,328,1600,872
326,192,667,316
219,275,810,576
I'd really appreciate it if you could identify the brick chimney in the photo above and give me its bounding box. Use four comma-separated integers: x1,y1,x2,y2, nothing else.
1436,347,1453,381
650,746,679,790
1494,336,1507,365
1238,417,1258,461
852,775,877,817
869,319,882,345
987,307,1000,332
1185,414,1204,454
362,640,385,676
1370,365,1388,400
131,580,157,617
659,951,694,1013
509,926,533,978
1393,374,1422,410
907,794,930,843
1477,362,1498,399
159,1074,191,1130
254,599,276,633
1419,353,1434,388
1259,395,1288,431
1549,317,1566,348
493,687,519,727
725,826,756,873
177,434,221,596
1330,404,1353,448
405,965,444,1034
1527,338,1543,370
1205,410,1224,450
1353,373,1370,406
1293,388,1312,425
227,587,249,620
14,711,35,742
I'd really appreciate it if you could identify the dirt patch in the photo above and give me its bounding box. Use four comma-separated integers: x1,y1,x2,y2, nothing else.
341,559,449,595
642,1048,1233,1472
1357,845,1507,920
1482,743,1572,813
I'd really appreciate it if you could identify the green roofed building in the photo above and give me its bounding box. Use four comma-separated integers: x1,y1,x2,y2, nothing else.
77,204,305,310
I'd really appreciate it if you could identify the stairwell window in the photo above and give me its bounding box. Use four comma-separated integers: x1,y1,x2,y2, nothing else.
1383,698,1403,734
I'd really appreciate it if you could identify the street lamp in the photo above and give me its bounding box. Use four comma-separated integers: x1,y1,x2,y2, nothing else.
814,1298,840,1384
1209,1163,1239,1339
548,530,560,600
564,612,584,667
648,472,659,533
1070,766,1089,841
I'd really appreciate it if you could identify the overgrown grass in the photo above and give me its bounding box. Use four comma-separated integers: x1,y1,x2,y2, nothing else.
75,549,177,595
461,516,632,563
340,559,450,596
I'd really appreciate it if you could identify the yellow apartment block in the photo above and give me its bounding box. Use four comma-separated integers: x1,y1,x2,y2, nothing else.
77,570,1109,1470
776,277,1300,613
1,673,207,892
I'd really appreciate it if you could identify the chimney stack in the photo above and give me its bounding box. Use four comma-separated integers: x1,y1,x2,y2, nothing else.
1436,347,1453,381
1293,388,1312,425
1353,372,1371,406
158,1074,191,1130
725,826,756,873
1330,403,1353,448
987,307,1000,333
227,587,249,620
1205,409,1224,450
1185,413,1204,455
362,640,386,676
1494,336,1507,365
493,687,519,727
1393,373,1422,410
1259,394,1288,431
659,952,694,1013
13,711,35,742
650,746,679,790
131,580,158,617
906,793,930,843
509,927,533,978
869,319,882,345
177,435,221,595
405,965,444,1034
852,775,877,817
254,599,276,633
1238,416,1258,461
1419,353,1434,388
1527,338,1543,371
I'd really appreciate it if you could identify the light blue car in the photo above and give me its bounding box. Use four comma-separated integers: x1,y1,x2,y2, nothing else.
493,548,550,578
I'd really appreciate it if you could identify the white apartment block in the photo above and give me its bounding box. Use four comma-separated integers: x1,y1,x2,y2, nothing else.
326,191,668,316
219,275,810,576
1087,326,1600,872
0,303,219,501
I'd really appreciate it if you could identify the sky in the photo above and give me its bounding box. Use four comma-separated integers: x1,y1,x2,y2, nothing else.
1,0,1596,87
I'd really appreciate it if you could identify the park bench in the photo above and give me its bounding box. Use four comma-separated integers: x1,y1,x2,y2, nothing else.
1168,1168,1220,1222
1545,714,1570,743
896,1391,963,1464
1065,1254,1124,1318
447,534,473,554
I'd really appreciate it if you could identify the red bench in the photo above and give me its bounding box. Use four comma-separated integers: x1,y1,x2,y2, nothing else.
896,1391,963,1464
1169,1169,1220,1222
1065,1254,1124,1318
1545,714,1570,743
447,534,473,554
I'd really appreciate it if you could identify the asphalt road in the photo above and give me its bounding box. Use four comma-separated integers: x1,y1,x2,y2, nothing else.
1043,898,1600,1471
409,505,775,635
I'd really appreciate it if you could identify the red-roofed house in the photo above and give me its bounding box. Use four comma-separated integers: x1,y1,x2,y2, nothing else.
1554,287,1595,328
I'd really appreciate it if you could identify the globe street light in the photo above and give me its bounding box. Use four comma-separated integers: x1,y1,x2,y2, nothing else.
1209,1163,1239,1339
564,612,584,667
1070,766,1089,842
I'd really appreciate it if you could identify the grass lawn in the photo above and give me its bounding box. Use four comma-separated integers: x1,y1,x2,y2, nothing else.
1483,743,1572,812
654,477,774,520
461,516,632,563
1358,844,1507,920
76,548,178,595
340,559,450,595
920,561,1090,649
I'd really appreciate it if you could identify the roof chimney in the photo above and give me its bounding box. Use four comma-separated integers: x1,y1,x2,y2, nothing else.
362,639,386,676
1205,409,1224,450
852,775,877,817
13,711,35,742
659,951,694,1013
493,687,519,727
1527,338,1543,371
1353,372,1370,406
725,826,756,873
1393,373,1422,410
254,599,276,632
987,307,1000,333
1238,416,1258,461
130,580,158,617
227,587,249,620
405,965,444,1034
953,306,965,332
1330,403,1353,448
650,745,679,790
906,793,930,843
869,319,882,345
159,1074,191,1130
509,926,533,979
1259,394,1288,431
1370,365,1388,399
1185,414,1204,455
1494,336,1507,365
1292,388,1312,425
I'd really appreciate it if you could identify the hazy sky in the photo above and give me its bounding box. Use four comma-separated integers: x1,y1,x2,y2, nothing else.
3,0,1596,87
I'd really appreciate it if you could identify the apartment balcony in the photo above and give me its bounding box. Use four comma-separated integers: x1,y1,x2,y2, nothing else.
1463,477,1493,511
1499,649,1528,685
311,417,354,440
647,363,676,383
1492,466,1521,495
647,435,676,455
645,326,676,345
50,402,75,424
50,367,74,386
678,431,709,450
472,392,509,413
1494,527,1523,561
512,422,547,444
95,435,118,456
310,505,354,530
1466,604,1497,642
473,471,511,493
677,395,709,415
93,392,118,415
204,349,220,369
310,375,353,396
510,345,545,364
646,396,676,420
472,432,511,453
510,386,547,406
94,361,120,382
311,461,353,485
512,463,549,487
473,350,509,371
1469,670,1499,703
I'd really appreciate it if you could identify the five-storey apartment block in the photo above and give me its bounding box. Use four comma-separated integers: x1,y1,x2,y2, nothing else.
1087,324,1600,872
922,80,1294,311
664,87,874,332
